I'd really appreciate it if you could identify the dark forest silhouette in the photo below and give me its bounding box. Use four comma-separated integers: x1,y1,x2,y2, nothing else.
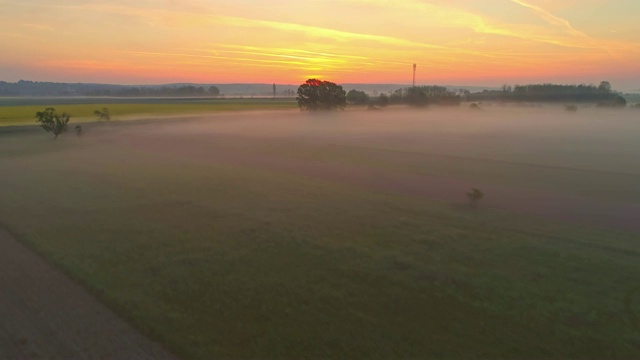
467,81,625,106
0,80,632,107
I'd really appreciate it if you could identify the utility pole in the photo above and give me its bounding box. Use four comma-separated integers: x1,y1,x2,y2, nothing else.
412,63,416,87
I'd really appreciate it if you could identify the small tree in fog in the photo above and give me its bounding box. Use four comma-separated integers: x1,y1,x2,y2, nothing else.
208,86,220,96
346,89,369,105
94,107,110,121
467,188,484,208
35,108,70,139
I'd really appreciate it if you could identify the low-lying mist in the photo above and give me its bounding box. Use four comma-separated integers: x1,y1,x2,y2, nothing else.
2,104,639,231
94,104,640,175
1,102,640,359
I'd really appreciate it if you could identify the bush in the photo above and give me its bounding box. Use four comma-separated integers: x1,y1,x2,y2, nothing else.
94,107,110,121
565,104,578,112
467,188,484,208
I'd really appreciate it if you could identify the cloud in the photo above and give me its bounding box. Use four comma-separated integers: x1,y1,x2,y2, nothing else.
510,0,586,36
510,0,612,54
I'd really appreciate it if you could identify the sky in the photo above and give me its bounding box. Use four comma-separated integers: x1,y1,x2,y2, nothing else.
1,0,639,90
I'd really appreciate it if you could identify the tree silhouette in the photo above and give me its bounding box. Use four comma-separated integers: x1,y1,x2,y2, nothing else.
35,108,70,139
377,93,390,107
296,79,346,111
467,188,484,208
598,81,612,94
208,86,220,96
346,89,369,105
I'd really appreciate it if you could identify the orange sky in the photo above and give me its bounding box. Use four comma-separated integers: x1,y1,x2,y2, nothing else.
1,0,639,90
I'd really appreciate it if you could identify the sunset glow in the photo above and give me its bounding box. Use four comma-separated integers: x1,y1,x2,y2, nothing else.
1,0,639,89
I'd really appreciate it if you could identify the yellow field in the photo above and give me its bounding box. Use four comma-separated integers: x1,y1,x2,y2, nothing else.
0,98,297,126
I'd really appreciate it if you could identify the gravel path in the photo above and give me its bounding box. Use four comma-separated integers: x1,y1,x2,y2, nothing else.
0,228,178,360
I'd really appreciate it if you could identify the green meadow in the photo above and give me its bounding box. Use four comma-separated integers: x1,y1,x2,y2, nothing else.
0,105,639,358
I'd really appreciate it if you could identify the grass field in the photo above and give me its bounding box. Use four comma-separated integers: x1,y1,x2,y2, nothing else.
0,105,639,358
0,97,297,126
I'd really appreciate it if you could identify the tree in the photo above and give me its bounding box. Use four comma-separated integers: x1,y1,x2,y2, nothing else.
598,81,612,94
405,87,428,107
296,79,346,111
208,86,220,96
466,188,484,208
614,96,627,107
346,89,369,105
597,95,627,108
377,93,389,107
35,108,70,139
94,107,110,121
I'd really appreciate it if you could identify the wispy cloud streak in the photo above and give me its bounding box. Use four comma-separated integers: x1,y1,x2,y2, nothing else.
510,0,613,56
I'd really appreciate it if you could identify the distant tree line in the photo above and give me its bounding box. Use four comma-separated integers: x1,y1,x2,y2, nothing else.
343,81,628,108
467,81,626,106
85,85,220,97
389,86,462,107
0,80,220,97
344,86,461,108
2,79,631,107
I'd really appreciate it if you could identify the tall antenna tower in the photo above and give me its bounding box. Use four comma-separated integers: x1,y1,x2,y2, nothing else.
412,63,416,87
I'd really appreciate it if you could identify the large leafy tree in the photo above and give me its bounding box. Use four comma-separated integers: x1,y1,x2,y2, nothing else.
296,79,346,111
35,108,70,139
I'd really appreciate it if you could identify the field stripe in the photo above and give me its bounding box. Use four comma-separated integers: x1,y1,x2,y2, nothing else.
0,228,179,359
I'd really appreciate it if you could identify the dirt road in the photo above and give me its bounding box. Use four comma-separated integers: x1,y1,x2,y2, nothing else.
0,228,178,360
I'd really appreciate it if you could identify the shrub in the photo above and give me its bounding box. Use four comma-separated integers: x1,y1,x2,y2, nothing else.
565,104,578,112
467,188,484,208
94,107,110,121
